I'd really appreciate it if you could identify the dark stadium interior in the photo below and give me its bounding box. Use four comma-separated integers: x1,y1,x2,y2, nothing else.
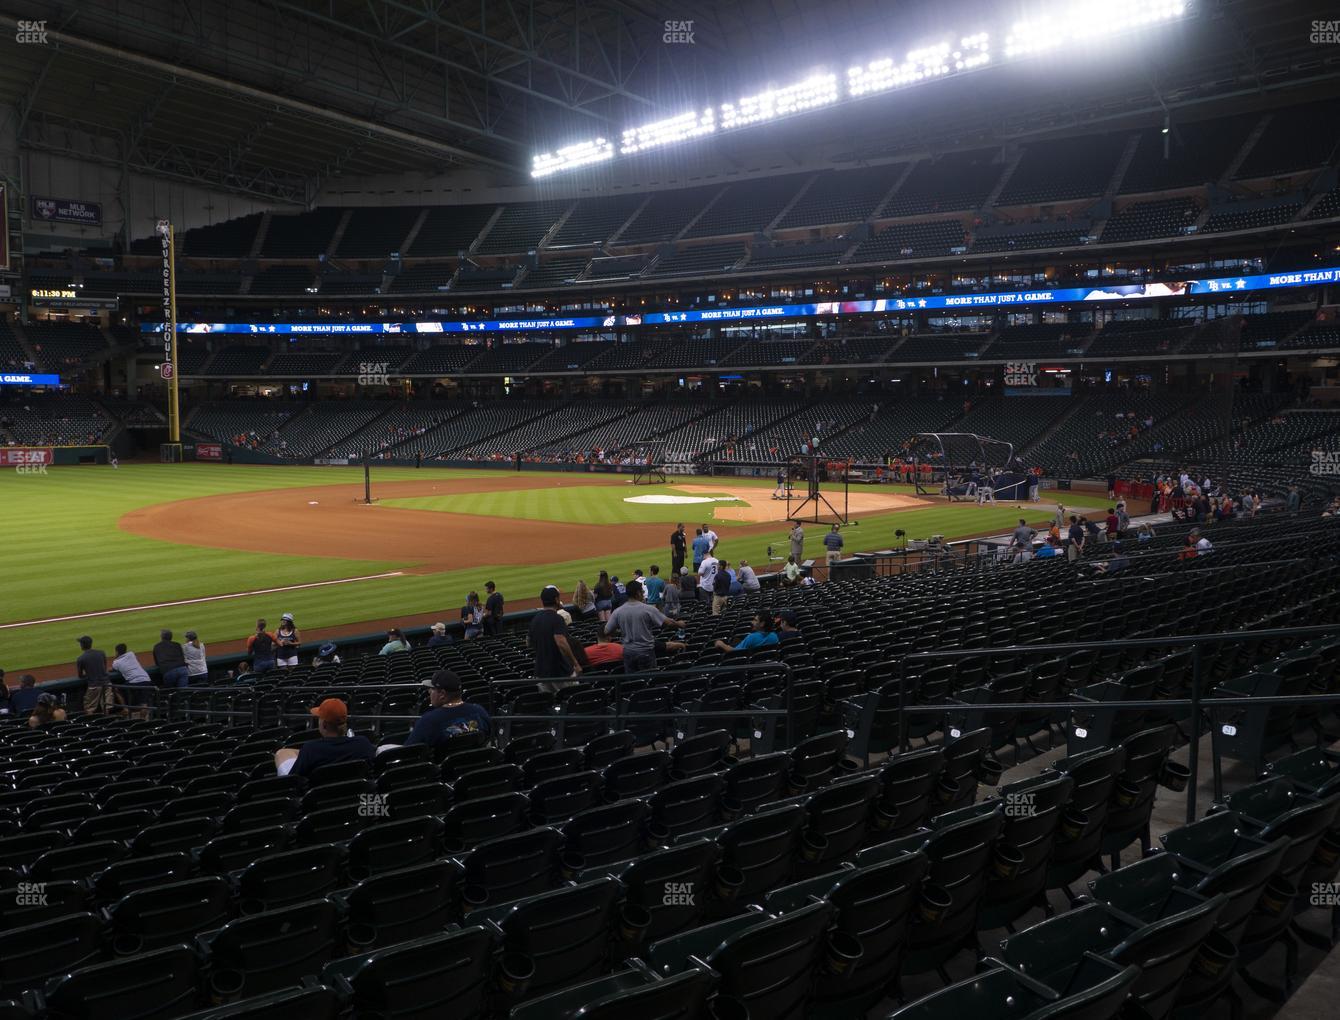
3,0,1340,1018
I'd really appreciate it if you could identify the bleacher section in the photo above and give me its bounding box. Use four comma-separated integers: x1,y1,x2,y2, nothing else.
1100,197,1201,244
249,265,316,295
996,134,1126,205
258,402,390,458
476,202,569,255
260,209,346,258
0,394,111,445
1083,318,1194,358
21,321,109,369
815,399,963,459
645,243,746,278
618,186,717,243
777,165,898,228
334,207,420,259
1118,113,1259,194
1235,100,1340,178
549,195,645,248
408,205,497,256
851,220,965,262
684,177,805,238
880,150,1001,216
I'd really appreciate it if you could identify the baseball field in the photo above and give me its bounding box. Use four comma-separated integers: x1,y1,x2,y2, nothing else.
3,463,1084,675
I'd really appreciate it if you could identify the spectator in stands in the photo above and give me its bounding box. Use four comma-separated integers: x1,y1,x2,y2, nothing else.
530,585,582,690
313,643,341,667
1093,541,1130,575
1105,508,1120,539
572,579,596,619
10,675,39,716
1193,530,1214,555
1287,486,1301,514
774,609,803,643
644,565,666,606
1036,537,1061,559
782,556,802,586
275,698,375,777
379,628,409,655
711,559,734,613
698,551,720,606
0,675,10,717
584,630,624,669
691,529,710,571
1067,516,1085,561
790,522,805,562
670,524,688,575
662,572,683,616
605,579,684,674
275,614,300,668
76,635,114,714
153,629,190,688
593,571,614,621
29,692,67,728
112,643,153,718
610,575,628,610
405,670,491,747
427,622,452,648
483,581,504,637
702,523,719,554
737,559,761,593
461,592,484,638
714,612,780,653
183,630,208,683
823,524,844,565
247,620,276,676
1084,515,1103,547
1013,519,1036,548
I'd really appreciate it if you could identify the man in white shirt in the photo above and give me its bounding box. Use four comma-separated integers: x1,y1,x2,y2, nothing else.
697,554,719,600
701,523,719,553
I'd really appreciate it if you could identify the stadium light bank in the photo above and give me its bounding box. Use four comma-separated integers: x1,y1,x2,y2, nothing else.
531,0,1190,178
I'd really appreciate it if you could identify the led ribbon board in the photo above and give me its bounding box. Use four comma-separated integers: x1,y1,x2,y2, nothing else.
143,264,1339,337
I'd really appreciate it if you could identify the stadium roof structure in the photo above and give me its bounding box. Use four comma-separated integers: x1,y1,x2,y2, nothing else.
0,0,1336,204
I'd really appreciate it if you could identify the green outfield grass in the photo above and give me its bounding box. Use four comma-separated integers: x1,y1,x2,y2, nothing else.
2,463,1088,673
385,483,748,524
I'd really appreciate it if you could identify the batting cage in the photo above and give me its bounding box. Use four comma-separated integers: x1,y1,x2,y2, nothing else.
909,432,1032,501
629,440,669,485
785,453,850,523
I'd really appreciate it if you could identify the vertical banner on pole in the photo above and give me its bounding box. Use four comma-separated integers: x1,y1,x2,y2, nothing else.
157,219,181,447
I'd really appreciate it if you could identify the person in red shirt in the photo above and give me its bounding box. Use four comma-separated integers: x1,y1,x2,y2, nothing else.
1105,508,1120,538
583,631,624,668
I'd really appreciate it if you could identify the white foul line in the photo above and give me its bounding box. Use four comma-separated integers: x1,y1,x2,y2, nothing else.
1,572,406,629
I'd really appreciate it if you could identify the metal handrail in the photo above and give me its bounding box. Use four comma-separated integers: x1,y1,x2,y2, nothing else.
900,623,1336,821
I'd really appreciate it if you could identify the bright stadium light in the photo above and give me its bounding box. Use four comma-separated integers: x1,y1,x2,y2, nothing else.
531,138,614,178
535,1,1192,176
621,109,717,156
719,73,840,129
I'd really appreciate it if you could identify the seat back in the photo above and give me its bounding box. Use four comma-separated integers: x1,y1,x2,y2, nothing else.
616,840,722,940
495,878,622,997
341,859,461,948
40,944,202,1020
204,898,341,996
707,900,835,1020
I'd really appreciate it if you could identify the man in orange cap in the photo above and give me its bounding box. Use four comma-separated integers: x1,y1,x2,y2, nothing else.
274,697,377,777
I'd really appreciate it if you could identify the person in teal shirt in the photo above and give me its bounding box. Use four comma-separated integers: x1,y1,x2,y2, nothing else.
643,565,666,606
714,612,780,653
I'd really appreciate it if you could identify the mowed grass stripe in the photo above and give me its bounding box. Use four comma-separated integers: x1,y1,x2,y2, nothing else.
385,484,745,525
